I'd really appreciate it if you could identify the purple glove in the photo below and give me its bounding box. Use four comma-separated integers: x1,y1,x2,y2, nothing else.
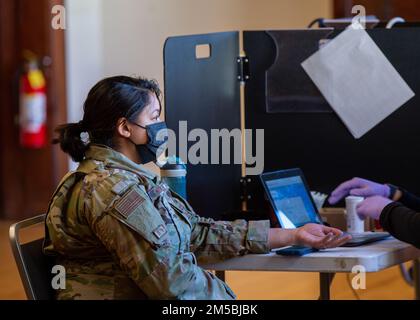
329,177,391,205
356,196,393,220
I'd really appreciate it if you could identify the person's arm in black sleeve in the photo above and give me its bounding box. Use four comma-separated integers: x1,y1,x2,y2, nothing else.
380,202,420,248
388,184,420,211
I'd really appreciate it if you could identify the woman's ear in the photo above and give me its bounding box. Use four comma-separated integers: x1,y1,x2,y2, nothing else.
115,117,131,139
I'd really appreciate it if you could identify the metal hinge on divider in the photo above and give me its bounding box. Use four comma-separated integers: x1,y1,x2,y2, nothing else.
239,176,252,201
237,56,250,82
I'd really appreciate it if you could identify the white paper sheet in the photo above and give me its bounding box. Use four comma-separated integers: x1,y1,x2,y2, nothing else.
301,25,415,139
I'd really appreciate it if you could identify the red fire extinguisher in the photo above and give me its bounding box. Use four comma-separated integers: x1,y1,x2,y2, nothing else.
19,56,47,149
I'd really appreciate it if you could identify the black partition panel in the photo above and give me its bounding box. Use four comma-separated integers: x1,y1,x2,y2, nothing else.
265,29,334,113
164,32,241,218
243,29,420,212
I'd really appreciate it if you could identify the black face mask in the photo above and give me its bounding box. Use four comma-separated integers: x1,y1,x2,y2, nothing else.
131,121,168,163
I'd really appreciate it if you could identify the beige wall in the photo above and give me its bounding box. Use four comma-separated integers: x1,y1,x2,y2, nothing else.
65,0,332,168
101,0,332,88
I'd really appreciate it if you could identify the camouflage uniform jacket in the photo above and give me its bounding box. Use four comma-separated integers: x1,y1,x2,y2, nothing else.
43,144,270,300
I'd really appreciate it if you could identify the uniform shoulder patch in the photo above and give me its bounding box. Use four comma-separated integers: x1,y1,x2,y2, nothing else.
111,179,135,195
114,187,145,219
109,185,169,247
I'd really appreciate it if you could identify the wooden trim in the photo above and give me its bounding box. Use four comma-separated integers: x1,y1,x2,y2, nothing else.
0,0,20,219
48,0,68,184
334,0,420,20
333,0,354,18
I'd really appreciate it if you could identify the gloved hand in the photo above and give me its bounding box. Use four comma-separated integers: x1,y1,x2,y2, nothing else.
329,177,390,205
356,196,393,220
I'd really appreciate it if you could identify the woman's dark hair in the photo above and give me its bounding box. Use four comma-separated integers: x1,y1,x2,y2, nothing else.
53,76,161,162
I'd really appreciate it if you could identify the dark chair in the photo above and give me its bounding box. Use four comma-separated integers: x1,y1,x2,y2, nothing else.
9,214,55,300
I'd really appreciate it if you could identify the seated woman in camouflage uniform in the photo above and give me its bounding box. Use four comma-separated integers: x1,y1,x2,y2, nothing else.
44,76,351,300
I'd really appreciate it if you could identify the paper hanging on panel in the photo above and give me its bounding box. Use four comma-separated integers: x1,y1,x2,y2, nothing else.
301,23,415,139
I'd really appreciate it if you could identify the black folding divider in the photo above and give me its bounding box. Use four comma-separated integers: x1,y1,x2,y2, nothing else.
164,32,242,219
164,28,420,220
243,28,420,213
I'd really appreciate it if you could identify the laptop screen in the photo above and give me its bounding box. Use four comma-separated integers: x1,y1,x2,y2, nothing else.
264,174,322,229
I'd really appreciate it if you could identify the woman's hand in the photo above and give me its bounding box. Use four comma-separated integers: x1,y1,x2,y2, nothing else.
293,223,352,249
268,224,351,249
329,177,390,205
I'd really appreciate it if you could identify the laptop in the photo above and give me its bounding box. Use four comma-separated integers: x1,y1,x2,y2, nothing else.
260,168,390,247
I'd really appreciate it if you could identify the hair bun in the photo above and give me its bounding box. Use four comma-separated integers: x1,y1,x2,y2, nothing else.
52,122,88,162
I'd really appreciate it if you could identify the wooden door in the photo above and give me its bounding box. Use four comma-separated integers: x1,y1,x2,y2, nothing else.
0,0,68,220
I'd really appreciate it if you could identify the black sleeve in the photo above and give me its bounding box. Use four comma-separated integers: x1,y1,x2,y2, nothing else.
396,187,420,211
380,202,420,248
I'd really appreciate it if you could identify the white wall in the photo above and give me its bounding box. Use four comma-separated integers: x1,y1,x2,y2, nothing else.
65,0,332,169
65,0,104,124
100,0,332,78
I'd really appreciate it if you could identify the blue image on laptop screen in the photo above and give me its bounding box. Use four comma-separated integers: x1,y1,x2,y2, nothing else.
266,176,321,229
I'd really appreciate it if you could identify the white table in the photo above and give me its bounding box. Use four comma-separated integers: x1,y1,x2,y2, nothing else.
201,238,420,300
